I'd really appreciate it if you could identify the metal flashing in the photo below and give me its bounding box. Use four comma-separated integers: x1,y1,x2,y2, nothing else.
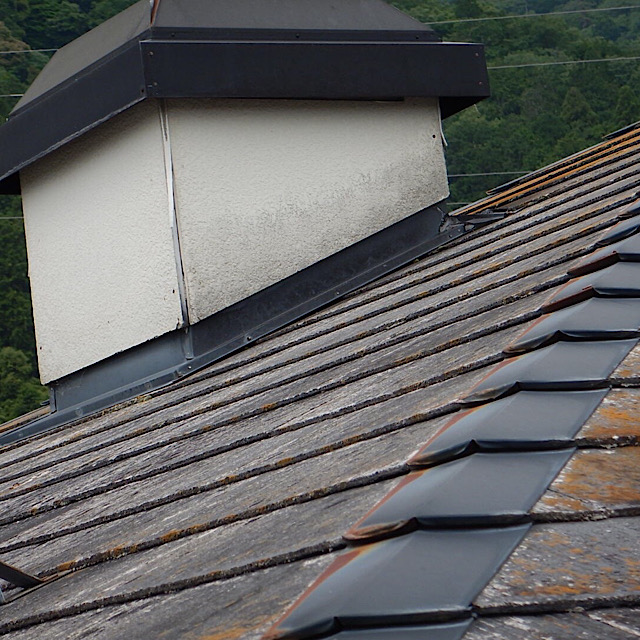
504,298,640,355
407,390,608,468
331,619,473,639
569,234,640,277
0,203,467,445
0,560,43,590
616,198,640,219
141,40,487,112
541,263,640,313
265,526,529,640
0,0,489,194
344,451,572,542
459,340,636,407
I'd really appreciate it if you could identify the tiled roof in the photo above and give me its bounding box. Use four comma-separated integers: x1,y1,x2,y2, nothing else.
1,123,640,638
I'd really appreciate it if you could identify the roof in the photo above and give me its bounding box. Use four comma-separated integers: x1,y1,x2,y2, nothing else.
0,0,488,195
1,123,640,637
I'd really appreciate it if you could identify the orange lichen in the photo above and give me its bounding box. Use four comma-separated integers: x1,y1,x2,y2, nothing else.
197,628,252,640
160,530,182,544
56,560,76,572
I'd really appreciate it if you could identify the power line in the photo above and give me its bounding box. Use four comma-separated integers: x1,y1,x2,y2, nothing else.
427,4,640,25
0,54,636,99
489,55,640,69
449,171,530,177
0,217,23,220
0,4,635,55
0,48,55,55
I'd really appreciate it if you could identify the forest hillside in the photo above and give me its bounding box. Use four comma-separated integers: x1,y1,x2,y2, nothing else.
0,0,639,421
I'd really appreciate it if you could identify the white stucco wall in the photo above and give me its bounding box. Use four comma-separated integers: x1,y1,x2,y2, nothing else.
168,98,448,322
21,97,448,384
21,101,183,384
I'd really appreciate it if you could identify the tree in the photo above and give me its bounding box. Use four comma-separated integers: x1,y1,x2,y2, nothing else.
0,347,47,423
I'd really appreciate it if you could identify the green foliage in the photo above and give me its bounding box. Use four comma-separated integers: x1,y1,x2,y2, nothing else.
0,0,639,420
0,347,47,423
392,0,640,202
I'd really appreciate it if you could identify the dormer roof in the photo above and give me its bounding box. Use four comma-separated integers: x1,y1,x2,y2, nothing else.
0,0,488,194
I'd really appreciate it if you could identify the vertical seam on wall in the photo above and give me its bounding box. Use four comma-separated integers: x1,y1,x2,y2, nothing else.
158,100,191,330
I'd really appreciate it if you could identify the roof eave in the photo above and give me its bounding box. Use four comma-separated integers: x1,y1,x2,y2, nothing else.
0,40,488,195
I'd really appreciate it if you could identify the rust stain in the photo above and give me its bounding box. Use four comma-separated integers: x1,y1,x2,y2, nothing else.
580,389,640,440
536,491,588,512
612,346,640,379
198,628,252,640
56,560,75,572
539,448,640,511
160,529,182,544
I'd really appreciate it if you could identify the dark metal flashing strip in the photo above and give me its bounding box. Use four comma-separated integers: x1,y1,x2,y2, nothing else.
142,40,489,117
0,37,487,193
330,620,472,640
0,560,43,591
148,27,442,43
541,262,640,313
264,526,529,640
0,41,146,195
459,340,637,408
407,390,608,469
504,298,640,355
594,205,640,246
344,451,572,542
0,203,468,446
569,234,640,277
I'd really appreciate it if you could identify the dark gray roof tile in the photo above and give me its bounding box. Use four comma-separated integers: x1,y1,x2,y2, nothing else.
460,340,636,406
344,451,571,540
408,390,607,468
569,233,640,277
331,620,473,640
542,263,640,313
504,298,640,354
265,526,529,639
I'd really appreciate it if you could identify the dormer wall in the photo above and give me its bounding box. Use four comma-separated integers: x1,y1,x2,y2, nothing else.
21,97,447,383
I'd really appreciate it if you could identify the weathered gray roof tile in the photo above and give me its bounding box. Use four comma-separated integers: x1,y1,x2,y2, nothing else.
3,118,640,638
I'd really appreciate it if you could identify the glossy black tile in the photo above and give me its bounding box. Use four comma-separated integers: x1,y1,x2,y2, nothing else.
407,390,607,468
345,451,572,541
505,298,640,354
460,340,635,406
265,526,530,640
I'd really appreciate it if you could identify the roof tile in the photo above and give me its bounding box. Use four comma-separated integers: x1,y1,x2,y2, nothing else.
344,451,571,541
408,390,607,467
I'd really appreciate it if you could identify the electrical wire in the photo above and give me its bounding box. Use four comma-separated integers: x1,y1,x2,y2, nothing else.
427,4,640,25
0,4,636,55
449,171,530,177
489,55,640,69
0,48,55,55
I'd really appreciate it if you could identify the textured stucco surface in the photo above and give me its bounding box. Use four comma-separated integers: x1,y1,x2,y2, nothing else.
168,98,448,322
21,101,183,384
